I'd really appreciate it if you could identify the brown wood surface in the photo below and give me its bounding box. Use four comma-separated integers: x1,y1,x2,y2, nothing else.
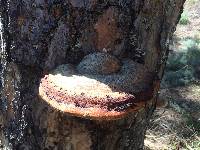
0,0,185,149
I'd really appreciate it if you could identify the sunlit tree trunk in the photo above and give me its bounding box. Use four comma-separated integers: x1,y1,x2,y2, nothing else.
0,0,185,149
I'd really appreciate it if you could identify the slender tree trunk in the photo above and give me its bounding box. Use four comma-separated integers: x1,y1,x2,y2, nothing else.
1,0,185,149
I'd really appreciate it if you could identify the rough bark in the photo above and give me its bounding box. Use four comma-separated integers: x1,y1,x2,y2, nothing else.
0,0,185,149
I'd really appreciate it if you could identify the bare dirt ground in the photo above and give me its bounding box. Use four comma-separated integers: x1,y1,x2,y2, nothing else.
145,1,200,149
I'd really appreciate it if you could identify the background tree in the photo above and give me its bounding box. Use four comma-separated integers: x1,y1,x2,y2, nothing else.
0,0,185,149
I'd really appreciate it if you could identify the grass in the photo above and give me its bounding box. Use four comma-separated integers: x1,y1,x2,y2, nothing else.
145,92,200,150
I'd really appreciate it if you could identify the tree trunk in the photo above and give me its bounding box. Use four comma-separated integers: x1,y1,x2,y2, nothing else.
0,0,185,150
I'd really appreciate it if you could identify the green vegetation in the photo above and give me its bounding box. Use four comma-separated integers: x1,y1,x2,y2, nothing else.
162,38,200,87
185,140,200,150
179,11,189,25
170,139,200,150
188,0,199,5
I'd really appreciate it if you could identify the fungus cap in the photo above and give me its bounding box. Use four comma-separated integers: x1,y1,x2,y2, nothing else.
39,53,154,120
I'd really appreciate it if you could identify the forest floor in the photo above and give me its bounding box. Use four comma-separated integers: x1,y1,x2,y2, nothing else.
145,0,200,149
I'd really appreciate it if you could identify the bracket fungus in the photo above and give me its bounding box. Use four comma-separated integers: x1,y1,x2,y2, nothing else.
39,52,154,120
